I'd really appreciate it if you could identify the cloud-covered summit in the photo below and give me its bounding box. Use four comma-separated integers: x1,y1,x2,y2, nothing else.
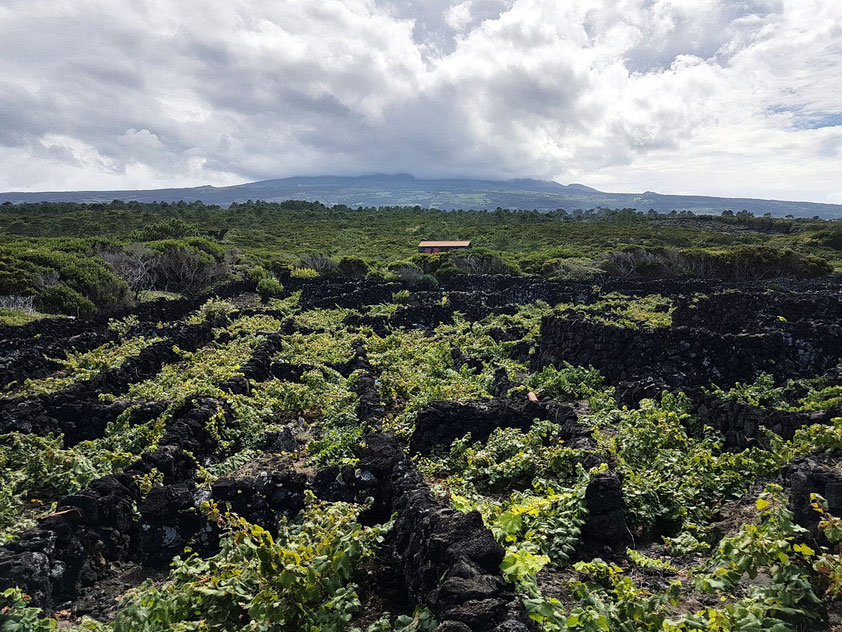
1,0,840,202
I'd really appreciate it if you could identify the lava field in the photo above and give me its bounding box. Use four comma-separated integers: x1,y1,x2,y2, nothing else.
1,276,842,631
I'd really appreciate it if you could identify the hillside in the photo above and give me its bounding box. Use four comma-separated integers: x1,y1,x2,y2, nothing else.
3,174,842,218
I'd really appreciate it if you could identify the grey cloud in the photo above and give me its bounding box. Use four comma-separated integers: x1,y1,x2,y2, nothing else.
0,0,839,200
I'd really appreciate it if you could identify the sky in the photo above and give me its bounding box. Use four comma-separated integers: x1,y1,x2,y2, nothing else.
0,0,841,202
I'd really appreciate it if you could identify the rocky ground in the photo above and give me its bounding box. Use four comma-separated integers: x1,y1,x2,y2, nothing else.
1,276,841,631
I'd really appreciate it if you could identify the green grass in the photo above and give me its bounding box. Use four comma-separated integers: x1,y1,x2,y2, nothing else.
0,308,45,326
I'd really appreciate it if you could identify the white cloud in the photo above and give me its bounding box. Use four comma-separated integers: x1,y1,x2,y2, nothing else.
0,0,840,201
444,1,475,30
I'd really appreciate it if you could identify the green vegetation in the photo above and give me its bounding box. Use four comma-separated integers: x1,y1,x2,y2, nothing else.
0,415,167,543
709,369,842,413
0,201,840,319
110,498,386,632
8,336,162,396
1,229,842,629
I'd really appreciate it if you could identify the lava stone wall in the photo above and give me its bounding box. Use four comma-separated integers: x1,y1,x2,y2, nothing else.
672,290,842,334
533,316,842,387
357,433,533,632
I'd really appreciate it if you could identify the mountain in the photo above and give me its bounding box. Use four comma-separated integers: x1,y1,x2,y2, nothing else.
2,174,841,218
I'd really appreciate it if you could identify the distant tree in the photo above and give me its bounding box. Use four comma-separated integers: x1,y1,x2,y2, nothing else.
130,217,198,241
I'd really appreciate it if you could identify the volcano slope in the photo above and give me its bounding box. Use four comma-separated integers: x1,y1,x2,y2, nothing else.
1,277,842,631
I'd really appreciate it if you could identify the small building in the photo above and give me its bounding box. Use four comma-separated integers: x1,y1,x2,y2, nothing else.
418,240,471,254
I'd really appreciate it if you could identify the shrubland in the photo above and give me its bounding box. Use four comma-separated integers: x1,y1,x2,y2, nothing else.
0,201,840,321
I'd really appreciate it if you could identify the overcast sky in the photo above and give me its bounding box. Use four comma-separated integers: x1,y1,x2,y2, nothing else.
1,0,840,202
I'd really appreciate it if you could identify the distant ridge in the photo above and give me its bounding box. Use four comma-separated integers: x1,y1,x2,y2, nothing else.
2,174,841,219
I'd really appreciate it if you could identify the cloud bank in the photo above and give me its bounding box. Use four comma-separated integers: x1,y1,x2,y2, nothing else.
0,0,840,202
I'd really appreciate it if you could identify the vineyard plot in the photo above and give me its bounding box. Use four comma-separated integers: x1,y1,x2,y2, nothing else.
1,278,842,631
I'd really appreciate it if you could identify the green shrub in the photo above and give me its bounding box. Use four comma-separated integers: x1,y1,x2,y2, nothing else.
386,260,424,284
0,588,57,631
145,239,229,294
192,297,236,322
365,268,387,281
386,260,421,273
411,252,447,274
337,256,370,278
256,277,285,299
435,263,463,281
180,237,227,259
248,265,268,282
291,267,319,279
299,253,338,276
811,230,842,250
419,273,439,289
110,499,385,632
130,217,198,241
517,247,584,274
526,363,610,403
0,255,33,295
601,245,832,280
247,251,295,276
708,245,831,279
540,257,602,280
15,249,129,307
35,285,96,315
448,249,519,275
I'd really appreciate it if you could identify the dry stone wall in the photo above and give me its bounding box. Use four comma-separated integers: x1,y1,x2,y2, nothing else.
533,316,842,387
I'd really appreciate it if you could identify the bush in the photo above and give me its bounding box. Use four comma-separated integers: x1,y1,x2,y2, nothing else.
517,247,584,274
0,255,33,295
146,239,229,294
708,246,831,279
193,297,236,322
365,268,387,281
337,256,370,278
299,253,338,277
435,263,463,281
130,217,198,241
291,267,319,279
248,265,268,282
540,257,602,280
601,246,832,280
418,273,439,289
386,260,424,284
35,285,96,316
246,251,296,277
448,249,519,275
526,363,608,402
15,249,129,307
811,230,842,250
411,253,447,275
256,277,285,299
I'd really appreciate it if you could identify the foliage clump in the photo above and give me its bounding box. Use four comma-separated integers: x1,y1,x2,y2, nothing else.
110,498,386,632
